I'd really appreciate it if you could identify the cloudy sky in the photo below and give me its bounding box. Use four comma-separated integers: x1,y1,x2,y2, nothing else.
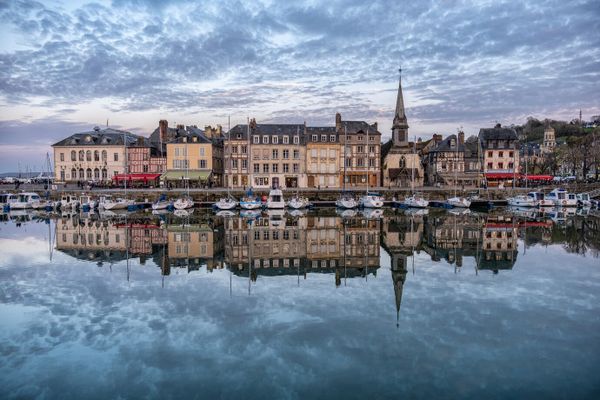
0,0,599,172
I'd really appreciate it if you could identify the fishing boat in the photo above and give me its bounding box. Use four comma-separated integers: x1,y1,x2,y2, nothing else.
396,137,428,208
10,192,41,209
60,194,80,210
507,194,538,207
577,193,592,207
267,187,285,209
528,191,553,207
0,193,18,212
79,194,97,211
358,127,384,209
547,188,577,207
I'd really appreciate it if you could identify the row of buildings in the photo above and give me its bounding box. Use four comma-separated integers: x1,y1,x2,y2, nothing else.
52,73,530,189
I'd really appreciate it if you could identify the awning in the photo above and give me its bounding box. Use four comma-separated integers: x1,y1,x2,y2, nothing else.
113,173,161,182
485,172,519,179
161,170,211,181
521,174,553,181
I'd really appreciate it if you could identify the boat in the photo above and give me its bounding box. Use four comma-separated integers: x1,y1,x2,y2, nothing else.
0,193,18,212
396,137,429,208
173,208,193,218
214,197,238,210
10,192,41,209
358,127,384,209
577,193,592,207
359,192,384,208
287,195,311,209
403,207,429,216
60,194,80,210
152,194,173,210
240,209,262,219
173,197,194,210
266,187,285,209
336,208,357,218
215,210,237,217
360,208,384,219
528,191,553,207
31,198,55,210
547,188,577,207
266,208,285,224
288,209,307,218
336,193,358,209
79,194,97,211
103,197,135,210
446,196,471,208
507,194,538,207
97,195,114,209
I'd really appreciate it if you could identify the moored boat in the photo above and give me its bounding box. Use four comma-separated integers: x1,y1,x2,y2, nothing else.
336,193,358,209
266,188,285,209
528,191,553,207
577,193,592,207
507,194,538,207
359,192,384,208
547,188,577,207
103,197,134,210
173,196,194,210
445,196,471,208
397,195,429,208
287,195,311,209
11,192,41,209
60,194,80,210
214,197,238,210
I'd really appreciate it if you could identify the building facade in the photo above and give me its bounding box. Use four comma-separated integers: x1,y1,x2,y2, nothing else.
541,125,556,154
479,124,520,187
336,114,381,188
52,127,139,183
306,127,341,188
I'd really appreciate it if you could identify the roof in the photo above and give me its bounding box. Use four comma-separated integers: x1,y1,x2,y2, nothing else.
229,123,307,144
478,126,518,142
430,134,465,153
340,120,381,135
52,128,141,147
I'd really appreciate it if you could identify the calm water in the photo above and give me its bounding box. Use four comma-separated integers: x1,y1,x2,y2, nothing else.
0,208,599,400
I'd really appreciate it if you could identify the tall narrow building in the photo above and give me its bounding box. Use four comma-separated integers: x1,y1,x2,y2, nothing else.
382,69,424,188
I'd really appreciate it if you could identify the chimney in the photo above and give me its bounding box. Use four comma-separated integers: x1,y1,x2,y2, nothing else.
137,136,144,146
249,118,257,130
433,134,442,144
216,125,222,137
204,125,213,138
159,120,168,143
335,113,342,131
372,122,377,131
176,124,185,130
458,131,465,145
495,123,502,129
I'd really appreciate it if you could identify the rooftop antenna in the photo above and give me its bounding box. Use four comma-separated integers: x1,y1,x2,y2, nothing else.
106,119,109,127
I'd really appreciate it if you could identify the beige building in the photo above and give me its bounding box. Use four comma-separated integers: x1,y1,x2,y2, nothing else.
336,113,382,188
305,127,341,188
541,125,556,154
479,124,520,186
227,119,306,189
52,127,138,183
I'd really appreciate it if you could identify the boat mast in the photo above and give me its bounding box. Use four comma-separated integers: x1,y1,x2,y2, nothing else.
411,136,416,196
123,130,128,197
228,116,231,199
366,127,369,196
343,126,347,192
454,132,458,199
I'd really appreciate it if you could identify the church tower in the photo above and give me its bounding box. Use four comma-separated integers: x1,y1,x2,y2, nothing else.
392,68,409,147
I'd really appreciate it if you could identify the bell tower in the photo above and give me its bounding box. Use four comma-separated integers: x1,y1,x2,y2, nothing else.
392,67,409,147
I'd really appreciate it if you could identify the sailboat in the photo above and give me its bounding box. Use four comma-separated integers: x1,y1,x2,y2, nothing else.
336,126,358,209
215,125,238,210
445,133,471,208
397,137,428,208
152,193,173,210
240,187,261,209
287,127,311,209
174,139,194,210
359,128,384,208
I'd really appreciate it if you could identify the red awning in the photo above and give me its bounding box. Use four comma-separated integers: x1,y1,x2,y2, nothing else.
521,174,553,181
113,173,161,181
485,173,519,179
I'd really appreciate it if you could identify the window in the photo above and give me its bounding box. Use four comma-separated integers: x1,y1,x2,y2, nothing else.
114,153,118,161
86,150,91,161
293,150,299,159
293,136,299,144
262,136,269,144
357,158,365,167
508,162,514,169
293,163,299,173
200,148,205,156
272,149,278,159
263,164,269,173
86,168,92,179
60,153,64,162
312,135,318,142
358,136,363,141
71,150,76,161
71,168,76,179
79,150,85,161
330,135,336,142
283,149,289,159
509,151,514,157
498,162,504,169
487,162,493,169
329,149,337,158
254,164,260,173
310,163,317,172
488,151,493,157
321,135,327,142
311,149,318,158
94,150,99,161
272,163,278,173
199,160,207,168
370,136,375,141
369,145,375,153
369,158,375,167
232,159,238,169
272,136,278,144
282,136,289,144
320,149,327,158
242,159,248,169
60,170,65,181
102,169,107,179
241,145,247,154
357,146,364,153
253,136,259,144
345,158,352,167
499,151,504,157
283,164,289,173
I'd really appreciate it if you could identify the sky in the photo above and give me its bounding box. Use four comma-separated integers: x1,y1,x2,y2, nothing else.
0,0,599,172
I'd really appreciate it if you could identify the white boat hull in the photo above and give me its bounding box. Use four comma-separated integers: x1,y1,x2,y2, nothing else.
240,201,262,210
288,198,310,209
174,198,194,210
215,199,238,210
401,196,429,208
336,198,358,209
359,196,384,208
152,201,172,210
446,197,471,208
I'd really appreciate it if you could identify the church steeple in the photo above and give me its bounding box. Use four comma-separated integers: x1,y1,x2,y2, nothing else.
392,67,409,147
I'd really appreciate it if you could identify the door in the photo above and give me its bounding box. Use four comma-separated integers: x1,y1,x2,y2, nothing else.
308,176,315,187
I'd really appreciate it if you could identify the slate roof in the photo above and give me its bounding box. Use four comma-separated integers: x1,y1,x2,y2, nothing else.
52,128,141,147
340,120,381,135
429,134,465,153
229,123,307,144
478,126,518,142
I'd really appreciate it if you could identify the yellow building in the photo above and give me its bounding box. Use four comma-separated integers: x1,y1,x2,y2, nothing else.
306,127,341,188
164,126,223,188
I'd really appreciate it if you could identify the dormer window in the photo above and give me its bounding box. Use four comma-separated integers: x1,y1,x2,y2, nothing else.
330,135,336,142
451,138,456,147
293,136,299,144
358,136,363,141
192,136,197,142
253,136,259,144
182,137,187,143
272,136,278,144
237,134,242,139
85,135,92,143
262,136,269,144
312,135,318,142
282,136,289,144
321,135,327,142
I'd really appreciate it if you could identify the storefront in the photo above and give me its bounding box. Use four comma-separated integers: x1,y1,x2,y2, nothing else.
161,171,212,188
112,173,162,187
